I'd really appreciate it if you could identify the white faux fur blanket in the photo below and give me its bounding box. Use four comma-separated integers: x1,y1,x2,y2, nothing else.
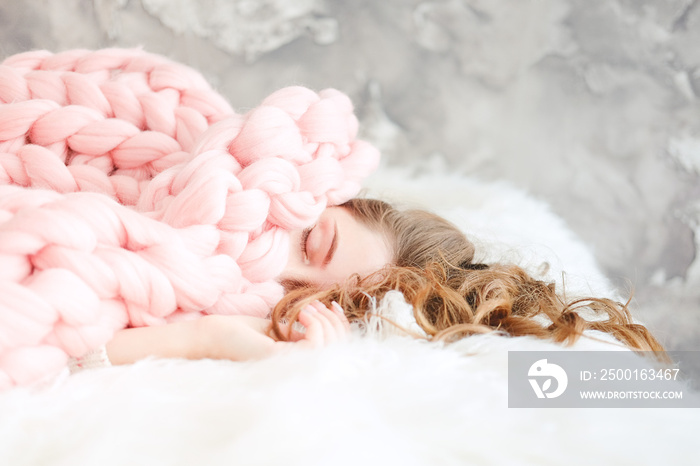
0,167,696,465
0,334,695,465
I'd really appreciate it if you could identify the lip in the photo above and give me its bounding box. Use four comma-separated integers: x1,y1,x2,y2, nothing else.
303,217,337,268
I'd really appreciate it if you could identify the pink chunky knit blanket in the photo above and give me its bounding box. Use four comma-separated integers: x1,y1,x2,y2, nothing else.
0,48,379,388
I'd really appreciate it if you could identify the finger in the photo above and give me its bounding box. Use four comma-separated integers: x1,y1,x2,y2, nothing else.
331,301,351,331
312,300,350,342
321,301,349,341
297,305,324,348
277,322,305,342
309,301,341,343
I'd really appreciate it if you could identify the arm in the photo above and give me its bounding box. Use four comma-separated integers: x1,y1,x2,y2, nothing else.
105,301,348,365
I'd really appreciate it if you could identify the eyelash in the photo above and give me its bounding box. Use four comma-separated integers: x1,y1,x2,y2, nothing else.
300,226,313,260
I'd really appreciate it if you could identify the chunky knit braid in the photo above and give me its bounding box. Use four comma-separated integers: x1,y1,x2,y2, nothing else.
0,49,379,388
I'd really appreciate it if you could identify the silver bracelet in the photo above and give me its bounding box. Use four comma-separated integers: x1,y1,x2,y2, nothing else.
67,346,112,373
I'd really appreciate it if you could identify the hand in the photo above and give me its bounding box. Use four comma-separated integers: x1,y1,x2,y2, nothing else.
290,300,351,349
105,301,351,365
106,315,279,364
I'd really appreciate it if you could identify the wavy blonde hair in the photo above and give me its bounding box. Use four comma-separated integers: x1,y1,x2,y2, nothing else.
270,199,664,353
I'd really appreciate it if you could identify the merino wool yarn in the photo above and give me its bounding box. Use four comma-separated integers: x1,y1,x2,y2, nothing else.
0,48,379,388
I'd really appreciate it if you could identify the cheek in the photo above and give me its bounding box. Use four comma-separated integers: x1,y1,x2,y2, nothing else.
334,251,386,280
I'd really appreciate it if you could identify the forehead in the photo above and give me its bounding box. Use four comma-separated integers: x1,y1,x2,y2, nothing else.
332,207,393,271
337,205,393,247
341,201,399,258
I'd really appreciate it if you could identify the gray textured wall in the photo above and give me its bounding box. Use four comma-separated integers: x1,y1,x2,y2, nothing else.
2,0,698,349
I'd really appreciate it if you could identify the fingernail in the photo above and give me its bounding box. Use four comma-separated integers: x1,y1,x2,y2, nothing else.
331,301,344,314
302,304,317,314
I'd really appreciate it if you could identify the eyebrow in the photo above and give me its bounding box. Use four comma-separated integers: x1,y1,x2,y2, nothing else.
322,221,338,268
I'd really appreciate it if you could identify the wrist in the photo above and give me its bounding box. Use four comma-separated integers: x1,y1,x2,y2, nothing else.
192,316,219,359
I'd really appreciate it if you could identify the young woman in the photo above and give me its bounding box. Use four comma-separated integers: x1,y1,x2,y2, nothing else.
100,198,664,368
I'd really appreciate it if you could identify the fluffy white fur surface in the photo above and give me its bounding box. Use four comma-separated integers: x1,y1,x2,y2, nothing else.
0,335,695,465
0,168,696,465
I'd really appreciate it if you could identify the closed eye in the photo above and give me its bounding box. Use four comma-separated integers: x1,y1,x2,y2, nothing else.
322,221,338,268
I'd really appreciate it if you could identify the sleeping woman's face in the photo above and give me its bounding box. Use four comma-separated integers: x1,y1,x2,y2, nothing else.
280,207,392,289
